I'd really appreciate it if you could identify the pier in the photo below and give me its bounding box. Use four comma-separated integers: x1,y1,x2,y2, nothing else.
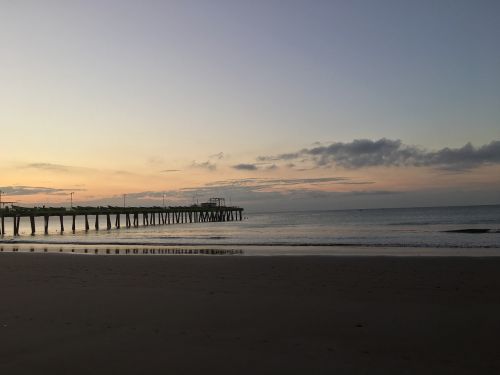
0,204,243,236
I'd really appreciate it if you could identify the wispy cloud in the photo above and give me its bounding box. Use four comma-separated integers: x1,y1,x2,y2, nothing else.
113,170,136,176
0,186,85,196
160,169,181,173
191,161,217,171
204,177,373,189
147,156,165,165
190,153,224,171
24,163,70,172
257,139,500,171
209,152,225,160
347,190,403,196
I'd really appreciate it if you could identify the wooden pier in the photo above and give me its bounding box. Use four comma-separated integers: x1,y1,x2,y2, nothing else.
0,205,243,236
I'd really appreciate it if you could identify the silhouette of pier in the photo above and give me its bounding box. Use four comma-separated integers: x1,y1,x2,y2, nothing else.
0,203,243,236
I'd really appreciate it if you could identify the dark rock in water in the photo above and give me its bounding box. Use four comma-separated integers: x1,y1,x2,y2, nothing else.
444,228,491,234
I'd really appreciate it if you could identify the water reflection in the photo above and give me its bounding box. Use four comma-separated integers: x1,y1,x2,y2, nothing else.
0,245,243,256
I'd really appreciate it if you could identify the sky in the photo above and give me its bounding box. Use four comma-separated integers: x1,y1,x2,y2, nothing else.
0,0,499,211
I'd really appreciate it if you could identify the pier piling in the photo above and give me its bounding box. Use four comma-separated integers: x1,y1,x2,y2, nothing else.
13,216,20,236
30,216,35,235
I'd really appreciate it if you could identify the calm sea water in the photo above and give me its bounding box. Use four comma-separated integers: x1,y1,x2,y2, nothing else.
1,205,499,255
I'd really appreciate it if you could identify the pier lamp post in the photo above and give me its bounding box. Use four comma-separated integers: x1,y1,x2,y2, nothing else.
123,194,126,208
70,192,74,209
163,193,166,208
0,190,3,208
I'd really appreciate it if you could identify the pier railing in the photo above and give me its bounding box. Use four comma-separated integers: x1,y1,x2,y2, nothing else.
0,205,244,236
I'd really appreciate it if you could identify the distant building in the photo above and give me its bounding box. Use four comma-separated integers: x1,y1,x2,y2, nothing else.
200,198,226,208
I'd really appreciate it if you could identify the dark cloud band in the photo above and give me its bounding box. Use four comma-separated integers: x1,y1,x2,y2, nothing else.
232,163,258,171
258,139,500,170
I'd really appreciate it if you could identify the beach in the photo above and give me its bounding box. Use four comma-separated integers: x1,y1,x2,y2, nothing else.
1,253,499,374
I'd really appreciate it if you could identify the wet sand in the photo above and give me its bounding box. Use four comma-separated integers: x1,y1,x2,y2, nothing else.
0,254,499,374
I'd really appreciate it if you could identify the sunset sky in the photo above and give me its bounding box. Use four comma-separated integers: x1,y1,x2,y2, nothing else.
1,0,499,211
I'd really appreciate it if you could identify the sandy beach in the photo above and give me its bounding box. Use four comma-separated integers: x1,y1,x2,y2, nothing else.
0,253,499,374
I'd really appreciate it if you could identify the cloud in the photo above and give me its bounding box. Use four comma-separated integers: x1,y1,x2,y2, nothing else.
209,152,225,160
420,141,500,170
204,177,373,190
232,163,258,171
147,156,165,165
113,170,136,176
258,139,500,171
21,163,144,178
0,186,85,196
347,190,404,196
24,163,70,172
160,169,181,173
191,161,216,171
232,162,280,171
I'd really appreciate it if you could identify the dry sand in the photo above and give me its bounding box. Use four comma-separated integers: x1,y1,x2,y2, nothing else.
0,253,499,374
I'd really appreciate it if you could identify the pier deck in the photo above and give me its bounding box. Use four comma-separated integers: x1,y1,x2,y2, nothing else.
0,205,244,236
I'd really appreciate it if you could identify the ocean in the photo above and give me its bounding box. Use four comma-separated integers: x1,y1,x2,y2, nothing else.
1,205,499,256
